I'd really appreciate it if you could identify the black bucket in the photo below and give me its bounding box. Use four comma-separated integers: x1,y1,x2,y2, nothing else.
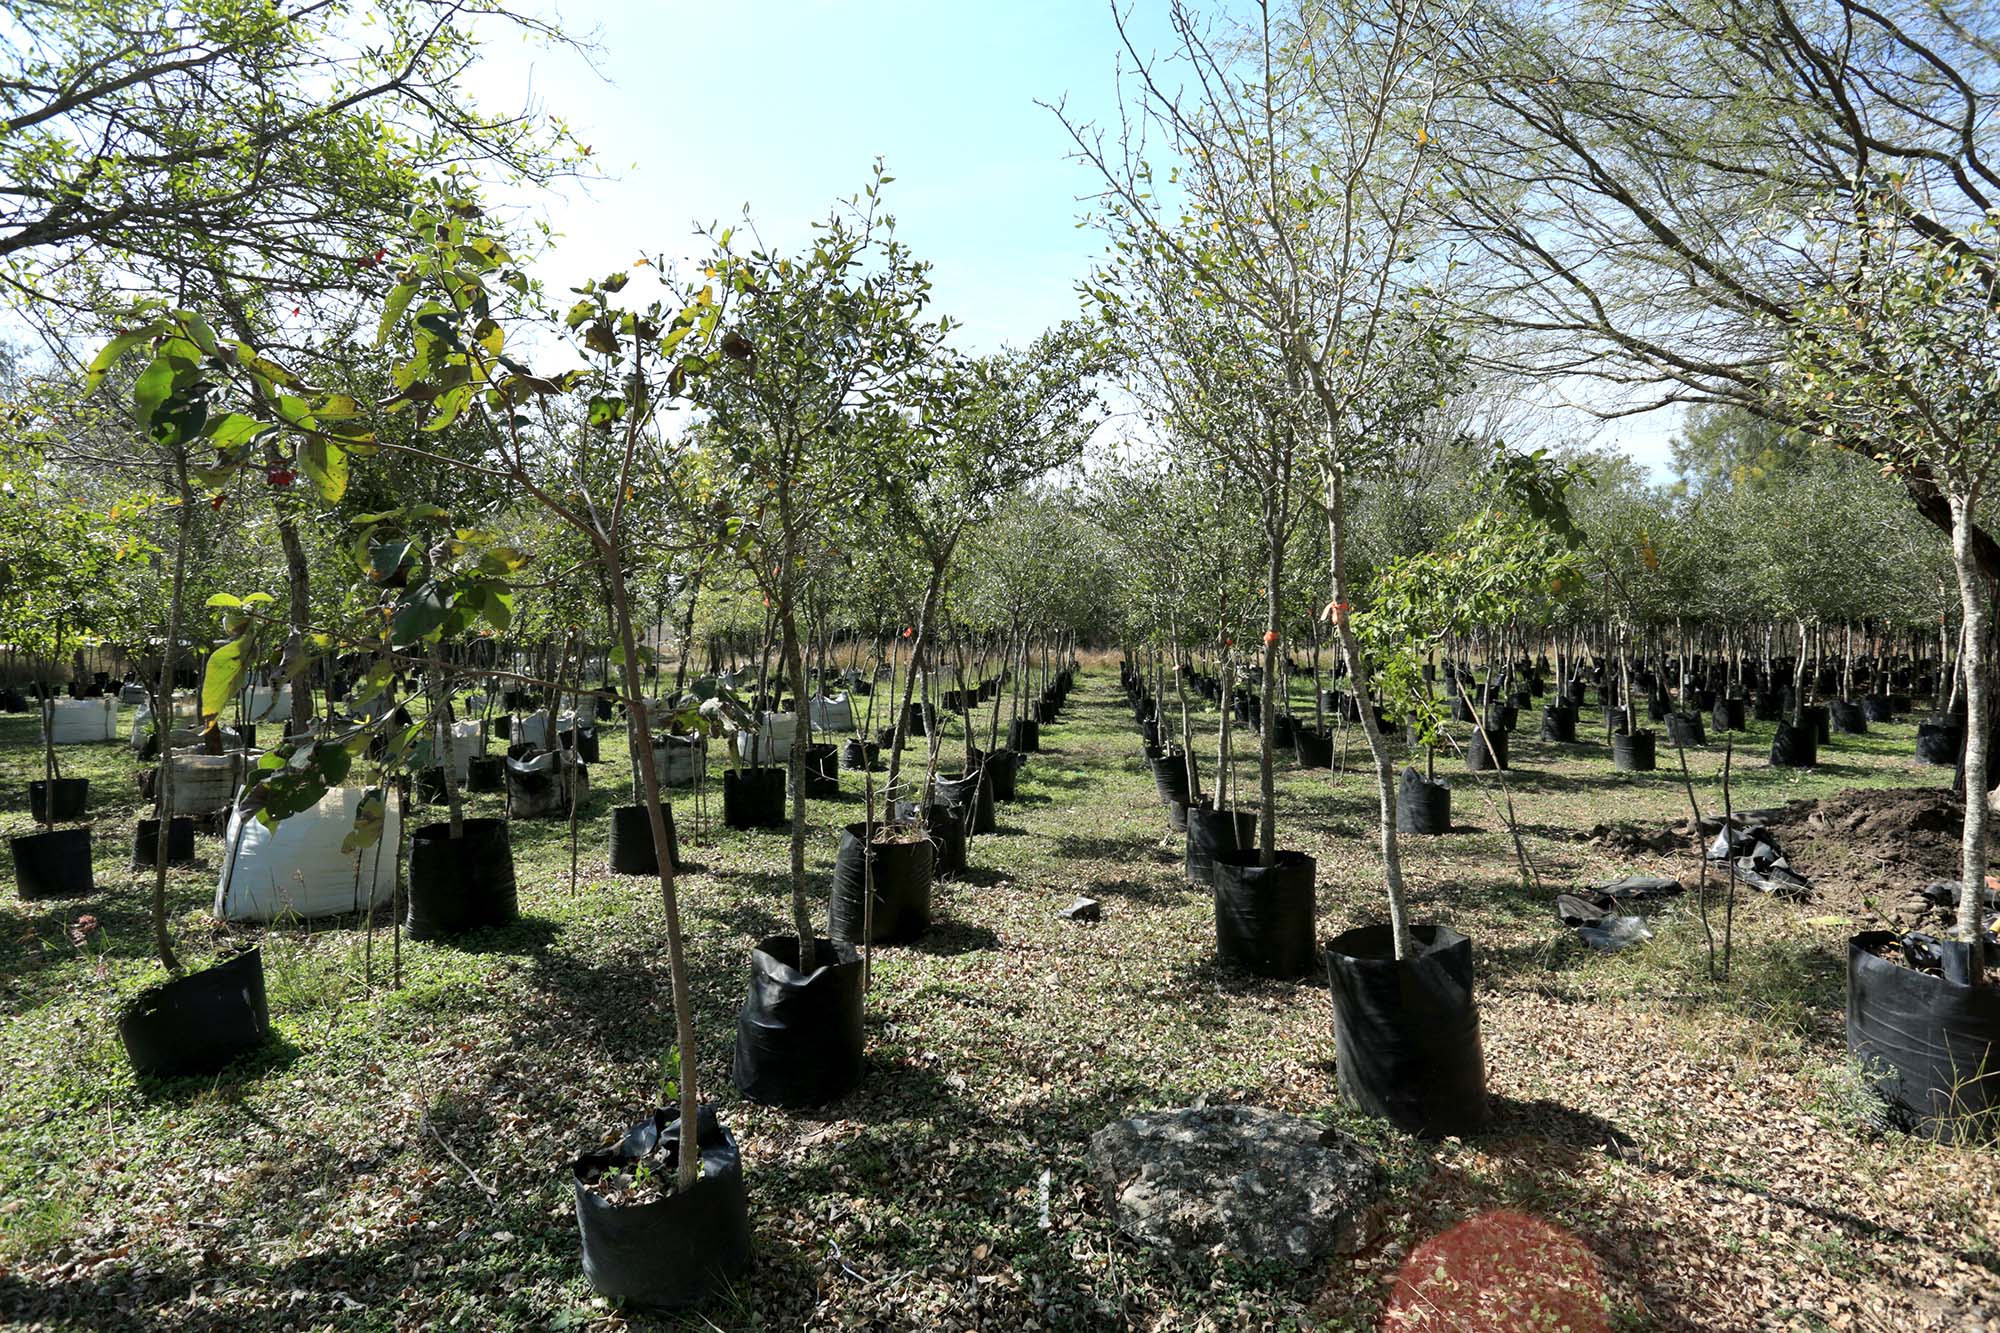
28,777,89,823
1184,802,1256,887
1324,923,1487,1138
406,818,518,939
572,1106,751,1310
828,823,934,943
10,827,93,899
1847,932,2000,1140
1611,730,1656,773
608,803,681,874
1770,720,1819,768
117,948,270,1078
732,935,865,1107
722,767,787,830
1396,767,1451,835
133,816,196,867
1466,728,1508,772
1212,850,1318,979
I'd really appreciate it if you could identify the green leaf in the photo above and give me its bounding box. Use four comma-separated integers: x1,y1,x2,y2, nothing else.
300,438,349,502
85,328,161,391
340,790,387,854
132,357,175,428
201,638,248,729
376,282,418,349
390,581,450,645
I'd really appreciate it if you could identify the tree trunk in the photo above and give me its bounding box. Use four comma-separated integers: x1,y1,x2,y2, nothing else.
1949,494,1990,973
1326,466,1413,960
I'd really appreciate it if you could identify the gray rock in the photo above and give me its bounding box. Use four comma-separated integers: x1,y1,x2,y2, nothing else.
1087,1105,1381,1266
1062,896,1101,922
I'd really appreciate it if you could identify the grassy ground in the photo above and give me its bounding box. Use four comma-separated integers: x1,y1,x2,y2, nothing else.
1,671,1995,1331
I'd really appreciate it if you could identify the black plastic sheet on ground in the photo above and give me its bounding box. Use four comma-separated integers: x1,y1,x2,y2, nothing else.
1706,822,1812,897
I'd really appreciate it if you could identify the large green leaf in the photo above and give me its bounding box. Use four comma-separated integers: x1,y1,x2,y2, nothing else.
301,438,349,502
390,581,450,645
200,637,247,729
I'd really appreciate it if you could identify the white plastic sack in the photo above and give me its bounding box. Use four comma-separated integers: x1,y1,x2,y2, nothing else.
214,787,400,922
506,749,588,817
48,696,118,743
433,718,485,781
735,711,797,761
810,694,855,732
515,709,552,749
652,732,704,786
164,750,247,815
242,685,293,722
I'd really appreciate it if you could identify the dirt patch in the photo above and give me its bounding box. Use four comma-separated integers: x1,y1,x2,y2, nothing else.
1766,786,1965,927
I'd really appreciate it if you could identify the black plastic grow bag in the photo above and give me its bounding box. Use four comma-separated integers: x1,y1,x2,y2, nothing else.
1538,704,1577,743
1397,767,1451,834
888,800,966,876
1829,700,1868,736
722,767,787,830
1184,802,1256,886
1010,718,1041,753
840,737,880,772
1862,694,1896,724
936,766,995,835
406,818,518,939
608,803,680,874
118,947,270,1078
1325,923,1488,1137
1466,728,1508,772
1149,752,1193,811
798,742,838,799
1847,931,2000,1139
1295,725,1332,768
466,754,505,793
1212,849,1318,978
572,1105,751,1310
11,827,93,899
28,777,88,823
1770,720,1819,768
1665,711,1706,747
1611,729,1656,772
987,748,1020,801
133,816,195,867
1711,697,1746,733
732,935,865,1107
1800,703,1831,744
1917,719,1962,766
828,822,934,943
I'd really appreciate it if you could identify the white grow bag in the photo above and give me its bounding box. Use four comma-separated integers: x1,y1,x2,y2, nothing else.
242,685,293,722
164,750,248,816
214,787,401,922
734,711,797,762
433,719,485,781
810,694,855,732
514,709,553,749
651,732,705,786
48,696,118,743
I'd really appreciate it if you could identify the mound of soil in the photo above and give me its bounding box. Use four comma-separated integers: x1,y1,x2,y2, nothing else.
1766,787,1966,927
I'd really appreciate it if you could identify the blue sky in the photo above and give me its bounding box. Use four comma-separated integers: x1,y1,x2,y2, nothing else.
475,0,1680,473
